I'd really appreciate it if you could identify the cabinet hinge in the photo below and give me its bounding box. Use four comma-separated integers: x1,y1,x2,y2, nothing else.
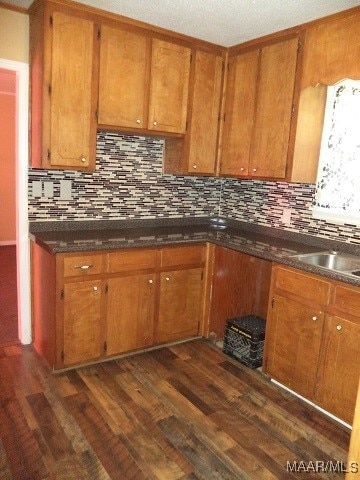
95,110,99,120
271,297,275,308
49,15,53,27
105,283,108,294
190,52,193,63
297,41,302,53
185,120,188,131
223,113,226,122
47,149,51,161
97,28,101,40
222,60,225,73
48,84,52,95
291,104,295,116
201,270,204,280
60,289,64,300
103,341,107,352
61,350,64,361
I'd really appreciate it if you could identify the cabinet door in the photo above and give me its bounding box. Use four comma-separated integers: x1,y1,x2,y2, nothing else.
106,273,156,356
49,11,98,169
264,294,325,399
63,280,103,366
157,268,203,343
301,12,360,88
185,50,223,174
148,39,191,133
250,37,298,178
315,315,360,424
98,26,149,129
220,50,258,176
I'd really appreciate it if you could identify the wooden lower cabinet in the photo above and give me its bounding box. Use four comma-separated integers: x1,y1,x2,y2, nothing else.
315,315,360,424
63,279,103,366
106,273,156,356
264,264,360,424
157,268,203,343
265,294,325,400
32,243,206,370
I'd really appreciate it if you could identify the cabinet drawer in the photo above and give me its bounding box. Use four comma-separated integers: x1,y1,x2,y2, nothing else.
108,249,159,273
161,245,204,268
333,284,360,319
63,254,104,277
274,267,331,305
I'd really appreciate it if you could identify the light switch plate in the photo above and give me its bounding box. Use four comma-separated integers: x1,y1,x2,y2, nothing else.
60,180,72,200
43,182,54,198
32,181,42,197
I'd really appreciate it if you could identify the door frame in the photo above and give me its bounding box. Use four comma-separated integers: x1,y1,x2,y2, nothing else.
0,58,31,344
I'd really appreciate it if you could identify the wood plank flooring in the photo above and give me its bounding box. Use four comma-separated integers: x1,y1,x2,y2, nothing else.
0,246,19,346
0,339,350,479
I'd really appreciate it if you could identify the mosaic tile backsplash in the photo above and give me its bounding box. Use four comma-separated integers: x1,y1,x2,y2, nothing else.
28,132,360,245
28,133,221,220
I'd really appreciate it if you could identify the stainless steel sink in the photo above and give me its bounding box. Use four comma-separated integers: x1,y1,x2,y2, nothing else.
290,251,360,277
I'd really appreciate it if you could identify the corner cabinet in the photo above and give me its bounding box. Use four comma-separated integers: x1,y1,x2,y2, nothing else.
220,36,299,179
30,5,99,170
164,49,224,175
263,264,360,424
32,243,207,370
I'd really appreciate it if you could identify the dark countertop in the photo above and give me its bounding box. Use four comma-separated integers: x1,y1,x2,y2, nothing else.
29,217,360,287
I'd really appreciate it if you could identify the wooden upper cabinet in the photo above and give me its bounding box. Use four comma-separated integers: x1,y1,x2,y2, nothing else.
98,26,149,129
220,50,258,176
30,7,99,170
250,37,299,178
221,36,299,179
185,50,223,174
148,39,191,134
301,11,360,88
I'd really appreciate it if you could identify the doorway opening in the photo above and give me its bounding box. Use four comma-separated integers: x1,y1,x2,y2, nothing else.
0,68,18,345
0,58,31,346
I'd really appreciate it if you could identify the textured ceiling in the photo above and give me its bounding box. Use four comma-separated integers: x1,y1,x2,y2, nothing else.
5,0,360,46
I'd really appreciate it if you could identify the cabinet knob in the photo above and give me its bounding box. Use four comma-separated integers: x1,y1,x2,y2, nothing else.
252,168,257,172
93,286,98,291
240,167,245,172
312,316,317,321
80,157,87,163
153,121,157,126
336,324,342,331
192,164,197,169
136,118,141,124
165,277,170,281
148,279,153,284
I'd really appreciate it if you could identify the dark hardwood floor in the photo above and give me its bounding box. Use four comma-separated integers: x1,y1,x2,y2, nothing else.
0,245,19,346
0,339,350,479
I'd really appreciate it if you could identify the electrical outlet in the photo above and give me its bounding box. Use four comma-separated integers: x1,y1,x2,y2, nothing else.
281,208,292,225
